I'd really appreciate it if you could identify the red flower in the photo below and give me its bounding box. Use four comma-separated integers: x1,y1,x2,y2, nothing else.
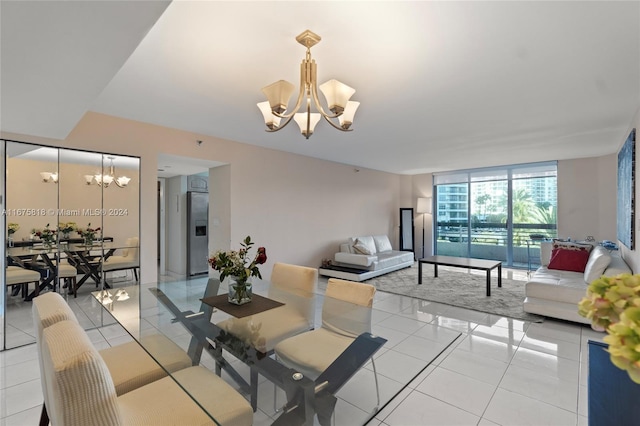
255,247,267,264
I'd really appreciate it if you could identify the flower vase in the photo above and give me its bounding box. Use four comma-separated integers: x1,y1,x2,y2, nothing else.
43,240,53,249
63,232,70,240
84,236,94,246
7,236,14,247
228,277,252,305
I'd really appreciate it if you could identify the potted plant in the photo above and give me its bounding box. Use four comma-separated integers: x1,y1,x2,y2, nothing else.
7,223,19,247
208,236,267,305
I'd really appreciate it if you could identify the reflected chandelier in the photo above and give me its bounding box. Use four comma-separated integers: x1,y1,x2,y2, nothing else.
84,156,130,188
257,30,360,139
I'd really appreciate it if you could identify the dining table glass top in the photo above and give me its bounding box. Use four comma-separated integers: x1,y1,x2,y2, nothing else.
92,278,395,425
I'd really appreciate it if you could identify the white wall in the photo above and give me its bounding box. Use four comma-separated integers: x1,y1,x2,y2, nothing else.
557,155,617,242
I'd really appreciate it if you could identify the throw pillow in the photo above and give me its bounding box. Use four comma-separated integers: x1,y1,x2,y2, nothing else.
548,248,590,272
373,235,393,252
583,246,612,283
353,239,374,255
552,239,593,253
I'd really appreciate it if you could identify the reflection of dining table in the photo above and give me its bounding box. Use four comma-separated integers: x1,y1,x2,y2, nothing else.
94,279,387,425
64,243,117,293
7,245,63,299
7,240,132,299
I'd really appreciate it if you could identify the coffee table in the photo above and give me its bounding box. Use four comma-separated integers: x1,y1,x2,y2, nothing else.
418,255,502,296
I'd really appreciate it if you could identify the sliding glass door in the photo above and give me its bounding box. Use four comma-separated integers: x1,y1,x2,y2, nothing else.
434,162,557,268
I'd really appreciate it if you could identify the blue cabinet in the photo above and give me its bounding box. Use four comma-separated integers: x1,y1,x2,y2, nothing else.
588,340,640,426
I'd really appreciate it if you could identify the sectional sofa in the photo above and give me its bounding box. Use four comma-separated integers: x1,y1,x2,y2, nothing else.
319,235,414,281
523,241,632,324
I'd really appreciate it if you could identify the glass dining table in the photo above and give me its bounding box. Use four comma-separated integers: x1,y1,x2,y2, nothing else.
93,278,388,425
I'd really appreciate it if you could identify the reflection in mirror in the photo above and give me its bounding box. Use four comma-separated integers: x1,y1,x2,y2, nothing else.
5,141,59,348
58,149,104,328
99,154,140,327
1,140,5,349
2,141,141,349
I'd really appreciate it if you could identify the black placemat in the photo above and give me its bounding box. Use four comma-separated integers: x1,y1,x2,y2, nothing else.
200,293,284,318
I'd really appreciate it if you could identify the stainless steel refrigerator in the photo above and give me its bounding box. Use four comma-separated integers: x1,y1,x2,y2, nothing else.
186,191,209,276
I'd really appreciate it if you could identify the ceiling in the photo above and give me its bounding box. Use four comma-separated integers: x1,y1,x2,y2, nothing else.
2,1,639,175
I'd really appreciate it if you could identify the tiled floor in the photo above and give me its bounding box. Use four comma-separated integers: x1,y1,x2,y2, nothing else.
0,267,599,425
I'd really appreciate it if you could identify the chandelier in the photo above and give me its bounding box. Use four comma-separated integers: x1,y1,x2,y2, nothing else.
40,171,59,183
257,30,360,139
84,156,130,188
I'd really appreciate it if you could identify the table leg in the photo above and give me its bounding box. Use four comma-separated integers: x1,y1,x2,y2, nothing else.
434,263,438,278
418,261,423,284
486,269,491,297
498,263,502,287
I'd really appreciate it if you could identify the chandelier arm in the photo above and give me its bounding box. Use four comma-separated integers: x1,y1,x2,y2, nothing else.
320,113,352,132
264,114,296,133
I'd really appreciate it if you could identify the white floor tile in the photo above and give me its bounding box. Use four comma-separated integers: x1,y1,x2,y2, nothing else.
511,346,580,383
1,404,42,425
416,367,496,416
0,358,40,390
376,314,429,335
519,335,581,361
578,385,588,417
382,390,480,425
525,321,583,344
392,335,452,362
373,349,433,385
439,348,509,386
372,325,411,349
456,335,518,363
484,388,577,426
0,379,43,418
412,323,462,344
499,364,579,413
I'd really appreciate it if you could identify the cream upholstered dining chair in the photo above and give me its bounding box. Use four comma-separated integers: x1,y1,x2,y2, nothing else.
32,292,192,400
274,278,381,409
103,237,140,281
39,319,253,426
6,265,41,299
216,262,318,411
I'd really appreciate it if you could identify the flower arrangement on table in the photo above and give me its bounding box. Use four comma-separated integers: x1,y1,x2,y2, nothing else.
208,236,267,305
578,273,640,384
78,223,101,245
58,222,77,238
34,223,57,247
7,223,19,235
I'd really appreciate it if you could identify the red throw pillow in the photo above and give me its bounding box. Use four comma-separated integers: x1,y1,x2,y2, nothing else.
548,248,590,272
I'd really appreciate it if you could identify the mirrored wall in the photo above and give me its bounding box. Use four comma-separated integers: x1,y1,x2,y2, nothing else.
1,140,140,350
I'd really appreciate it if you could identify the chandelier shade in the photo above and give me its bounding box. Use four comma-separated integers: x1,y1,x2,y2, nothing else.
257,30,359,139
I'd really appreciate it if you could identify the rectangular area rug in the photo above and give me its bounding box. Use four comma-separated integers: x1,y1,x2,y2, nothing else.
366,265,545,322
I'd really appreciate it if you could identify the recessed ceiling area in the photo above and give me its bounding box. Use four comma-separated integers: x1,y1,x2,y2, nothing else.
157,153,225,179
2,1,639,175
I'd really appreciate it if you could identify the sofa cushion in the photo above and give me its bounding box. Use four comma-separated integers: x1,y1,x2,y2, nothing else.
373,235,393,252
526,267,587,304
604,255,633,276
352,236,376,255
548,248,590,272
335,252,377,267
583,246,612,283
373,251,414,270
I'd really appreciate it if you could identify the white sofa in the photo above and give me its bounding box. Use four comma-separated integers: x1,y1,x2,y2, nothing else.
319,235,414,281
523,242,632,324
